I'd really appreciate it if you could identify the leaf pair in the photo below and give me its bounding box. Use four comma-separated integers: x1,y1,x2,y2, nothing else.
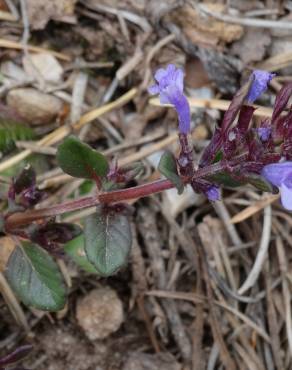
58,137,132,276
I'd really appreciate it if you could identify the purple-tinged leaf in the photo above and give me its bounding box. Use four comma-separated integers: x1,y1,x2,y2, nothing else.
283,139,292,160
13,166,35,195
272,82,292,122
19,188,44,208
237,105,256,135
9,166,44,208
200,81,253,166
221,78,253,132
199,128,222,166
0,345,32,366
107,162,144,184
29,222,82,250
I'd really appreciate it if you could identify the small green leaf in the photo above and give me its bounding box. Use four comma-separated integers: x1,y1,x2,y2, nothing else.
246,173,274,193
210,172,243,187
158,151,184,194
5,242,66,311
0,119,35,154
64,234,98,274
213,150,223,163
84,205,132,276
57,136,108,180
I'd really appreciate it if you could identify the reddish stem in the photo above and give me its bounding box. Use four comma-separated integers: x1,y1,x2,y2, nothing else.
4,160,229,231
5,179,174,230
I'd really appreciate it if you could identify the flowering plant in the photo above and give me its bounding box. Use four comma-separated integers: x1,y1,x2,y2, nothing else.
1,64,292,312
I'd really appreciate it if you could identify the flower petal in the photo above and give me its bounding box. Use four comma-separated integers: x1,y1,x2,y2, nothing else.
261,162,292,187
257,126,271,142
149,64,190,134
247,70,275,103
148,84,160,95
155,67,169,83
206,185,220,201
280,176,292,210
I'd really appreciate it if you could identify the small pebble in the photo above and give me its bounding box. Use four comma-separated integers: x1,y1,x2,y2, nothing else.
7,88,63,125
76,287,124,340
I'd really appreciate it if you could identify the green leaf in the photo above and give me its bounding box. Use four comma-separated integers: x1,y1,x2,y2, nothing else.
246,173,274,193
0,119,35,153
64,234,98,274
5,242,66,311
158,151,184,194
57,136,108,180
84,205,132,276
210,172,243,187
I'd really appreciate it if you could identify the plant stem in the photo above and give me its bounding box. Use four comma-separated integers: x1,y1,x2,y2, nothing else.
5,179,174,230
5,161,228,231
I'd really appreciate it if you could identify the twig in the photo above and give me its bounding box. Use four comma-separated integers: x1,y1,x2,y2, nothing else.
70,72,88,124
238,205,272,295
130,224,161,353
138,206,192,362
230,194,279,224
0,10,17,21
15,141,57,155
0,39,70,61
0,271,29,331
64,61,114,72
276,237,292,358
264,261,284,370
116,48,144,81
213,201,242,247
145,290,271,343
193,227,237,370
258,51,292,72
5,0,19,20
80,0,152,33
198,4,292,30
150,97,275,118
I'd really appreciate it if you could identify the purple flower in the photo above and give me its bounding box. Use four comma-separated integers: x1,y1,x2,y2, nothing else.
206,185,220,201
257,126,271,142
148,64,190,134
261,161,292,210
247,70,275,104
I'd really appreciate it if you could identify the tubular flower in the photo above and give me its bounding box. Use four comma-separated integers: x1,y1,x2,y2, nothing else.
261,161,292,210
247,70,275,103
257,126,272,142
148,64,191,134
206,185,220,201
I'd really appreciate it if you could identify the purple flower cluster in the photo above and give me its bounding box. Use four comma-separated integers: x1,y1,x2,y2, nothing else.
148,64,292,211
148,64,191,134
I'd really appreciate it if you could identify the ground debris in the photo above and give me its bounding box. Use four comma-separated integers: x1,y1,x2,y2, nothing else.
27,0,77,29
122,352,182,370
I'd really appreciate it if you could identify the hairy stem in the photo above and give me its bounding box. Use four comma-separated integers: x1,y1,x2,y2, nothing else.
5,161,228,231
5,179,174,230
